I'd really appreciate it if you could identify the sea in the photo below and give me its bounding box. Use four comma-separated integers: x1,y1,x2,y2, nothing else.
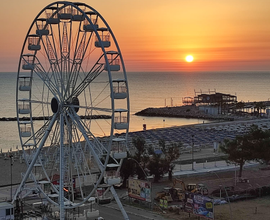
1,71,270,153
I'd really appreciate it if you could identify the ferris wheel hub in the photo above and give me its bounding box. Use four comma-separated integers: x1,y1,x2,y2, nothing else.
71,97,80,113
51,97,59,113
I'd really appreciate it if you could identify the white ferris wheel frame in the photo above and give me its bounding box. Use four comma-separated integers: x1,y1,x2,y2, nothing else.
14,1,130,219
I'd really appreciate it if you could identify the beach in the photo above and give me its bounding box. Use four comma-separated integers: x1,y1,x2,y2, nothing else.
0,153,28,187
1,117,270,188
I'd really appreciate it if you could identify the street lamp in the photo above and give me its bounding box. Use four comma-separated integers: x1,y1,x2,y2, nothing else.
191,135,194,170
10,154,14,201
128,158,152,209
127,158,148,180
209,171,232,220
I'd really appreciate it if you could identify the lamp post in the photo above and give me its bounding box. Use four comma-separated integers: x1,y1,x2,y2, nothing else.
191,135,194,170
209,171,232,220
127,158,152,208
127,158,148,180
179,151,182,171
219,185,222,202
10,154,13,201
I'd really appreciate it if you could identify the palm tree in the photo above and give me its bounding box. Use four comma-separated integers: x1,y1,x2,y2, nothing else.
254,102,266,117
236,101,245,112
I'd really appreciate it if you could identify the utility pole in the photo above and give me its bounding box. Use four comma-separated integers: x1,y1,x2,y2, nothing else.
191,135,194,170
10,154,13,201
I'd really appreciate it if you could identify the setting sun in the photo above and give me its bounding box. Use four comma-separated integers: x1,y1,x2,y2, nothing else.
185,55,194,62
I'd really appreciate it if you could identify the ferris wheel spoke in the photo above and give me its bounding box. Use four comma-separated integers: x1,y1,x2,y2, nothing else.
70,29,95,69
64,23,94,99
40,23,74,98
64,120,98,192
58,21,73,98
73,114,108,157
67,109,107,169
68,104,112,114
48,119,61,146
20,55,60,97
21,117,55,150
33,63,60,97
30,99,51,105
13,114,58,203
68,30,90,94
68,59,105,99
39,32,62,86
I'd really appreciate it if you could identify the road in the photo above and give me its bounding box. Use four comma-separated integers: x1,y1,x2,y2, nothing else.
98,200,166,220
98,204,145,220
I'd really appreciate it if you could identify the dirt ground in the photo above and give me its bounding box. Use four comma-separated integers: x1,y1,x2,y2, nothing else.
151,164,270,220
158,196,270,220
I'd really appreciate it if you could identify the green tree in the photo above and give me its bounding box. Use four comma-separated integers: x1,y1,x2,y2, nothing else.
146,140,181,182
249,125,270,163
254,102,266,117
132,136,146,161
120,137,150,183
120,153,134,187
220,125,270,177
159,139,181,181
220,135,253,178
147,146,167,182
132,137,149,179
258,136,270,164
236,101,245,113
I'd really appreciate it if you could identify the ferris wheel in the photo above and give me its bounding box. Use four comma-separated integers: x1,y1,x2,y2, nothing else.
15,1,129,217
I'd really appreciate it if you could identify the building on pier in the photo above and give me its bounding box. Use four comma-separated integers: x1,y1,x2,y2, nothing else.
193,90,237,115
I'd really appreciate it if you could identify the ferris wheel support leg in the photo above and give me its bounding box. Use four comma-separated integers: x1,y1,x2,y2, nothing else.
110,186,129,220
12,114,57,204
59,114,65,220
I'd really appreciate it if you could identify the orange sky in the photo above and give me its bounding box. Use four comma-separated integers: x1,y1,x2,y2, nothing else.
0,0,270,72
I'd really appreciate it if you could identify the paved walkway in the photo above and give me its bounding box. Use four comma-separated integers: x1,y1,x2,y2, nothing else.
103,202,167,220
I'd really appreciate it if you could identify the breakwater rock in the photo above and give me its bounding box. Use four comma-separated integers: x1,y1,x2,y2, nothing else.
0,115,111,121
135,105,234,121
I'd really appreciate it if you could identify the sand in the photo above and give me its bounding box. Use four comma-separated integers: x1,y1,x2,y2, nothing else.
0,153,28,186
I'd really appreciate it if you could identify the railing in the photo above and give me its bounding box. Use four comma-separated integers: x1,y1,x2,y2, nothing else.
20,80,30,87
113,85,127,94
104,170,120,179
84,18,97,25
28,37,39,46
72,8,85,16
18,103,30,110
114,116,127,123
46,12,58,19
108,59,119,65
59,6,73,14
20,126,31,133
111,145,126,153
95,35,110,42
